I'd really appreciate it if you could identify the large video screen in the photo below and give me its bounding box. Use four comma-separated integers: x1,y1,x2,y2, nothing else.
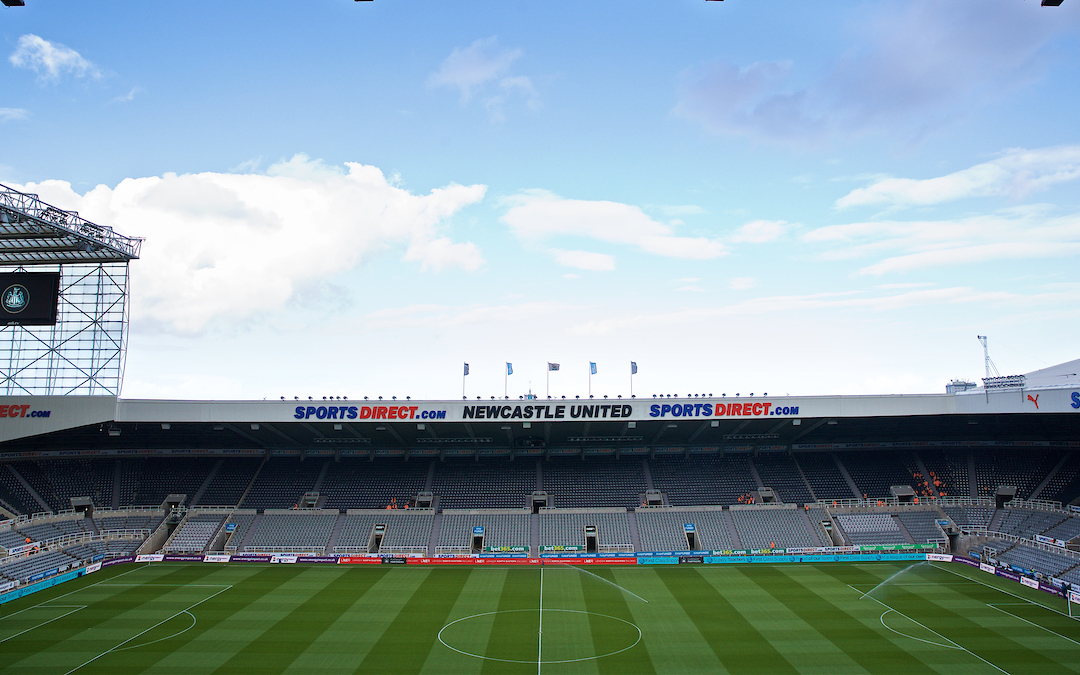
0,272,61,325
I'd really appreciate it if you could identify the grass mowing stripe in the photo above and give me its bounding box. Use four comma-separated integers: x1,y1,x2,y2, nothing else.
209,567,388,675
355,567,473,675
479,567,540,675
744,565,930,674
657,567,798,675
577,566,655,675
0,563,225,672
120,565,310,675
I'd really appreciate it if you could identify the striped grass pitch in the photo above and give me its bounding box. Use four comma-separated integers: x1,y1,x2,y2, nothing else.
0,560,1078,674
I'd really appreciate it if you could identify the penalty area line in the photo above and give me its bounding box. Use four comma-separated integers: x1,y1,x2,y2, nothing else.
0,606,85,644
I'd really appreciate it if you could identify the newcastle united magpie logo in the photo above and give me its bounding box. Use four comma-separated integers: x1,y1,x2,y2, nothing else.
1,284,29,314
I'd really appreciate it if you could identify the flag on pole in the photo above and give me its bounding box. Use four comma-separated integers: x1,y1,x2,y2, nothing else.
548,362,560,371
631,361,638,374
464,363,470,376
507,362,513,376
590,362,597,375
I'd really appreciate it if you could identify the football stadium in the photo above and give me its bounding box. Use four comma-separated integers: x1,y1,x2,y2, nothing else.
0,183,1078,673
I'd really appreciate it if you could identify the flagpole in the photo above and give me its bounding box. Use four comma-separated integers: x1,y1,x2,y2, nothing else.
589,365,592,398
505,366,508,399
546,367,549,398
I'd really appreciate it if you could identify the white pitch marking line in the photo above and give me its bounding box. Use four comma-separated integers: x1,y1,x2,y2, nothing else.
537,567,543,675
878,609,961,650
987,604,1080,647
0,562,149,620
858,589,1010,674
63,584,232,675
115,610,197,652
0,606,85,643
929,563,1076,619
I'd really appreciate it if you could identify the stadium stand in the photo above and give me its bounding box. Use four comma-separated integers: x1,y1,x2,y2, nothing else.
432,460,535,509
894,511,947,544
730,505,821,549
197,458,262,506
242,459,326,509
222,512,257,552
920,449,967,498
11,459,114,513
794,453,854,501
543,458,646,508
241,511,337,553
376,511,435,554
437,510,531,551
649,454,756,506
319,459,429,510
539,509,632,552
839,451,918,500
833,513,909,545
0,467,41,515
996,507,1069,539
163,513,226,553
751,453,815,504
94,512,163,533
0,550,78,583
121,457,218,507
1038,452,1080,504
974,449,1065,500
635,508,700,552
940,502,995,528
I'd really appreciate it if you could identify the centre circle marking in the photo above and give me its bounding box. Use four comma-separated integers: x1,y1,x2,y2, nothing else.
437,608,642,664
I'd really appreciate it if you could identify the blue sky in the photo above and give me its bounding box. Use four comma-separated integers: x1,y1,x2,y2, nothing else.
2,0,1079,401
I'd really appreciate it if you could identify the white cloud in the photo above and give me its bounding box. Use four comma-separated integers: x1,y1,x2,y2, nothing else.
674,0,1078,145
9,34,100,82
676,286,705,293
803,207,1080,275
731,220,787,243
110,87,140,104
729,277,756,290
551,249,616,272
501,190,725,260
19,155,486,334
836,145,1080,209
0,108,28,122
428,37,537,120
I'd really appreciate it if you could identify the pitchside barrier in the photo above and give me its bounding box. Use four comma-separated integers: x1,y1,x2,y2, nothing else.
5,546,1075,606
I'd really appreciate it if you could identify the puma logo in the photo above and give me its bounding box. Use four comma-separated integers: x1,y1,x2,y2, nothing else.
1027,394,1039,409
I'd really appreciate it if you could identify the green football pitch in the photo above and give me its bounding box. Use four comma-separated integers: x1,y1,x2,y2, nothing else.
1,561,1079,674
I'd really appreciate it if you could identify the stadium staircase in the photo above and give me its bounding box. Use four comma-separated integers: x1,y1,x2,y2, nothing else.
791,456,818,502
626,510,642,551
911,453,940,497
797,508,824,546
111,460,122,509
190,459,224,506
987,508,1006,532
530,513,540,553
747,459,765,490
1029,453,1071,500
312,460,330,492
237,513,263,550
427,512,442,556
891,518,917,545
236,456,268,508
967,452,979,498
6,464,51,514
642,459,654,491
325,513,348,556
722,510,742,549
832,454,862,499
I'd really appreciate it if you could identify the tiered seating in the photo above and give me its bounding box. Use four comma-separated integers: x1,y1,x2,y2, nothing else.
95,513,162,533
438,512,531,549
1039,453,1080,504
997,542,1078,578
319,459,429,510
833,513,908,545
242,459,325,509
941,504,994,528
920,450,967,498
12,459,114,512
163,514,225,553
0,528,27,550
124,457,217,506
730,507,819,549
895,511,946,543
752,454,814,504
974,449,1064,500
839,452,917,500
223,513,256,550
333,514,381,552
378,512,434,553
806,506,832,545
795,454,853,501
538,510,632,550
242,513,337,551
997,508,1068,538
649,455,755,506
197,458,261,506
0,468,40,515
635,509,696,552
1042,516,1080,542
544,458,646,508
16,522,71,543
432,460,534,509
0,550,77,583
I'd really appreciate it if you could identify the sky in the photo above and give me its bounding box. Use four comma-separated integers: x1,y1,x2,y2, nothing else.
1,0,1079,402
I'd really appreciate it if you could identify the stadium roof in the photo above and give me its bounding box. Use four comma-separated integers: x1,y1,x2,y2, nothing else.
0,183,142,265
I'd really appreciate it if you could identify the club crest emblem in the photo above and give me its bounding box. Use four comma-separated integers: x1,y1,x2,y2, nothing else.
1,284,29,314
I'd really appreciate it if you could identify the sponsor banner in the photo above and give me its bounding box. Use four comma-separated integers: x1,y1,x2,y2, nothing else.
952,556,979,567
980,563,996,574
270,554,298,564
231,556,271,563
927,553,953,562
338,556,383,564
163,555,203,562
638,551,711,557
679,556,704,564
637,556,680,565
84,562,102,574
479,553,529,559
1034,534,1068,548
542,552,637,559
103,556,135,567
0,581,14,593
409,557,541,565
995,569,1020,582
1041,583,1064,598
296,556,338,564
435,553,478,559
203,554,231,563
225,523,237,533
705,553,928,565
0,570,80,605
541,546,582,552
381,557,407,565
483,546,527,553
136,554,164,563
1070,591,1080,604
549,558,637,565
6,542,41,555
1021,577,1040,589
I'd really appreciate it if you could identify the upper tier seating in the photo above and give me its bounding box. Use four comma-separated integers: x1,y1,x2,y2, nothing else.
0,467,40,515
730,507,821,549
997,508,1068,539
751,454,815,504
198,459,261,506
433,460,535,509
319,459,429,510
794,454,853,501
941,505,994,528
839,452,918,500
920,450,967,498
895,511,946,544
1039,453,1080,504
974,449,1064,501
121,457,217,507
544,458,646,508
11,459,114,513
95,513,163,533
834,513,909,545
649,455,756,506
242,459,325,509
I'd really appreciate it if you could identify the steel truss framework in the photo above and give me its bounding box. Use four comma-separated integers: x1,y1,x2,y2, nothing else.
0,262,131,395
